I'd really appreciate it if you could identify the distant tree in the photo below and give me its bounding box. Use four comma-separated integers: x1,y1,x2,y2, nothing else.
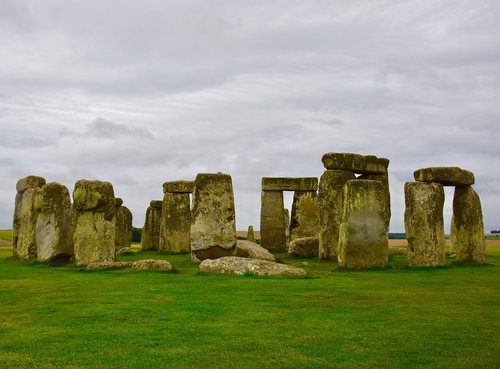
132,227,142,242
491,230,500,234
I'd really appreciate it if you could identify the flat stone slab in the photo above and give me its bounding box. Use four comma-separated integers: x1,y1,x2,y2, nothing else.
413,167,474,186
321,153,389,174
163,180,195,194
86,259,173,272
235,240,277,262
86,261,133,270
150,200,163,209
199,256,306,277
262,177,318,191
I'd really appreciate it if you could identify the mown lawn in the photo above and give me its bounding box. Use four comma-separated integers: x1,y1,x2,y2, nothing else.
0,243,499,369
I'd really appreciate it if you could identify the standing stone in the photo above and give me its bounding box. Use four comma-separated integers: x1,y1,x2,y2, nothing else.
34,182,74,262
358,172,391,230
404,182,445,267
289,191,319,242
73,180,115,266
141,200,162,251
338,180,389,268
284,209,290,248
13,176,46,259
260,190,286,252
115,198,133,250
317,169,355,261
160,192,191,253
190,173,237,262
451,186,485,263
247,225,255,242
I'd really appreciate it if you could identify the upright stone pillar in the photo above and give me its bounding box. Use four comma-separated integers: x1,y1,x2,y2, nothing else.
284,209,290,248
13,176,46,259
451,186,485,263
141,200,162,251
34,182,74,262
115,198,133,250
247,225,255,242
260,190,286,252
404,182,445,267
358,172,391,229
191,173,237,262
338,180,389,268
73,180,116,266
289,191,319,242
317,170,355,261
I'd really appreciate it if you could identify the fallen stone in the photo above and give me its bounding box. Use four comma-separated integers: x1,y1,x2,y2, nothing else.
321,153,389,174
116,247,132,255
16,176,46,193
159,192,191,253
235,240,277,262
413,167,474,186
163,180,195,194
260,190,287,252
132,259,173,272
261,177,318,191
86,261,132,270
199,256,306,277
288,237,319,258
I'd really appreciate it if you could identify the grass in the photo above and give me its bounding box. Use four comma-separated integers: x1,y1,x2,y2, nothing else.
0,239,499,368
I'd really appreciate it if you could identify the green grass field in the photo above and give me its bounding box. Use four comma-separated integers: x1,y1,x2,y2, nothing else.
0,236,499,368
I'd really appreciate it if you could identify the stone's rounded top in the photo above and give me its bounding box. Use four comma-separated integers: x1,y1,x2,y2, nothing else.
73,180,115,220
16,175,46,193
115,198,123,207
321,152,389,174
163,180,195,194
261,177,318,191
150,200,163,208
413,167,475,186
194,172,233,185
33,182,70,212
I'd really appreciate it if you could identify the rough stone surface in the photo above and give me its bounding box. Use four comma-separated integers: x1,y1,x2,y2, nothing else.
86,261,132,270
159,192,191,253
235,240,277,262
150,200,163,208
199,256,306,276
246,225,255,242
115,198,123,207
190,173,237,262
132,259,173,272
451,186,485,263
288,237,319,258
74,211,115,266
73,180,115,221
16,176,46,193
13,188,40,259
338,180,389,269
262,177,318,191
141,202,162,251
317,170,355,261
404,182,445,267
34,182,74,263
284,208,290,247
289,191,319,242
163,180,195,194
358,172,391,230
321,153,389,174
115,204,133,249
413,167,474,186
260,190,286,252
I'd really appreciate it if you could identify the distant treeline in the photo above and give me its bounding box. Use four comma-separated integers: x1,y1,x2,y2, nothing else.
388,233,406,239
132,227,142,242
491,230,500,234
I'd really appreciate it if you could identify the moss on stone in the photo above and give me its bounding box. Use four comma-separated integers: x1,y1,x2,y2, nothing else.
413,167,474,186
159,192,191,253
260,190,286,252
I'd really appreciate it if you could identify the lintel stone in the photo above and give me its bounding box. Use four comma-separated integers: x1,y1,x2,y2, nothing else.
413,167,474,186
163,180,195,194
321,152,389,174
150,200,163,208
262,177,318,191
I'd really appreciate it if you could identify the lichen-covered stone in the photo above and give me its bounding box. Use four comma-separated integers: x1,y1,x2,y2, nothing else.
141,201,162,251
16,176,46,193
163,180,195,194
74,211,115,266
317,170,355,261
235,240,277,262
13,188,40,259
413,167,474,186
34,182,74,263
358,172,391,230
115,204,133,249
73,180,115,221
115,198,123,207
451,186,485,263
290,191,319,242
288,237,319,258
199,256,306,277
321,153,389,174
284,208,290,247
338,180,389,269
86,261,132,270
404,182,445,267
190,173,236,262
262,177,318,191
132,259,173,272
246,225,255,242
260,190,287,252
159,192,191,253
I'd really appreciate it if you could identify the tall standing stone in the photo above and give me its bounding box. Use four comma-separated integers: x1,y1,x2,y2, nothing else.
451,186,485,263
289,191,319,242
260,190,286,252
73,180,115,266
141,200,162,251
247,225,255,242
317,169,355,261
404,182,445,267
338,180,389,268
34,182,74,262
160,191,191,253
13,176,46,259
284,208,290,248
190,173,237,262
115,198,133,250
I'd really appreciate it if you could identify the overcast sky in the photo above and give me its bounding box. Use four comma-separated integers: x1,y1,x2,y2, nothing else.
1,0,499,233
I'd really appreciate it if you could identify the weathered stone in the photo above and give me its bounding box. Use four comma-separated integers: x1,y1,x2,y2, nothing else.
404,182,445,267
262,177,318,191
260,190,286,252
73,180,115,221
317,170,355,261
115,204,133,249
16,176,46,193
199,256,306,277
159,192,191,253
289,191,319,242
358,172,391,229
86,261,132,270
235,240,277,262
74,211,115,267
141,201,162,251
451,186,485,263
115,198,123,207
190,173,237,262
246,225,255,242
288,237,319,258
338,180,389,269
132,259,173,272
163,180,195,194
116,247,132,255
321,153,389,174
34,182,74,263
413,167,475,186
284,208,290,247
14,188,40,259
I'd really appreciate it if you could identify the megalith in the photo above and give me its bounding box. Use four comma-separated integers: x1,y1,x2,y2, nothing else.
115,198,133,250
413,167,474,186
12,175,46,259
260,190,287,252
190,173,237,262
73,180,115,266
289,191,319,242
338,180,389,269
34,182,74,262
247,225,255,242
404,181,445,267
141,200,162,251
